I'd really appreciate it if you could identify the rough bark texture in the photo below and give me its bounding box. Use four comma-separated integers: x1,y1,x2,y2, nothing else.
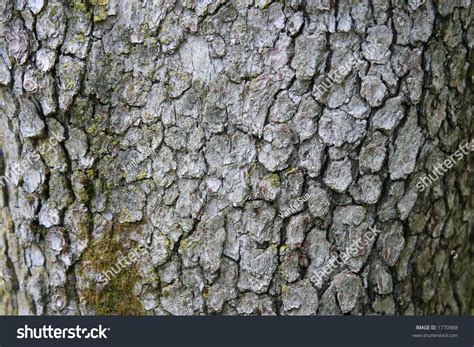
0,0,472,316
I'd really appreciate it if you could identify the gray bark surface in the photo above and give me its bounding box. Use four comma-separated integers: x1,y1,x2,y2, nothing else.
0,0,472,315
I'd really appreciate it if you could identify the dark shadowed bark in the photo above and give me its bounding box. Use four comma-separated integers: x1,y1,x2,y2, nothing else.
0,0,472,315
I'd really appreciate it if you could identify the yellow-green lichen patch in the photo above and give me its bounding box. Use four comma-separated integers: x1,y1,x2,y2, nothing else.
71,0,88,12
136,170,147,181
88,0,108,22
202,287,209,303
0,209,16,314
67,0,107,21
71,171,94,204
263,173,280,188
179,238,188,252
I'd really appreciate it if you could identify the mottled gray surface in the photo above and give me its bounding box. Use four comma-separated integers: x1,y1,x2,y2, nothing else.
0,0,472,316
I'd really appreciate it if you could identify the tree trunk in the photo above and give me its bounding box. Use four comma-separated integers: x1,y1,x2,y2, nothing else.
0,0,472,316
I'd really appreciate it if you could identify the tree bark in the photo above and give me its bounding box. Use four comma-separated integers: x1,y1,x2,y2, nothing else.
0,0,472,315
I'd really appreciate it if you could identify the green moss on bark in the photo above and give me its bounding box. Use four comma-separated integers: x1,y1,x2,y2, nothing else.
80,223,144,315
